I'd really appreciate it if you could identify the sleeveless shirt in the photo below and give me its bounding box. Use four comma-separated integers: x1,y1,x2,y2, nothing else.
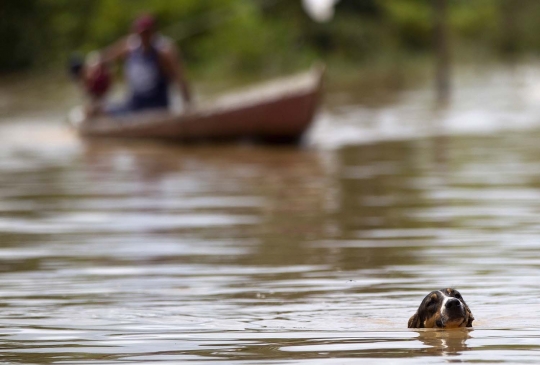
125,35,170,110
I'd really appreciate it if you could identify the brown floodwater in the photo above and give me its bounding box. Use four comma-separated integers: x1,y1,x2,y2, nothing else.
2,63,540,364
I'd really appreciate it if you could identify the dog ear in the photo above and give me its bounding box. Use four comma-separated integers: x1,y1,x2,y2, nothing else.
462,300,474,327
466,308,475,327
408,312,423,328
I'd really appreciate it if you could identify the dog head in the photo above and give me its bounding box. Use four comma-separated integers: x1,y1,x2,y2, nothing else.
408,288,474,329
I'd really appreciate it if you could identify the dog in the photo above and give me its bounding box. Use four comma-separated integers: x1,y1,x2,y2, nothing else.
408,288,474,329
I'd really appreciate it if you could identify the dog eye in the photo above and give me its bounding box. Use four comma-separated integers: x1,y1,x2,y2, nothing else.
455,293,462,299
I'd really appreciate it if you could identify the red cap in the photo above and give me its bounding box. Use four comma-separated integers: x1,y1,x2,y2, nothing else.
133,14,156,33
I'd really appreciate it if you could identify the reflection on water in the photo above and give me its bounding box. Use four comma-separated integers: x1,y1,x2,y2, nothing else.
2,64,540,363
416,329,471,357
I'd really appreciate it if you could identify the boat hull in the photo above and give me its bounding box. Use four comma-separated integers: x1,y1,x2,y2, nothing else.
69,65,324,143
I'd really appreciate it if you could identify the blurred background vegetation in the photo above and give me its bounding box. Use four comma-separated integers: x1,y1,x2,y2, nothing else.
0,0,538,77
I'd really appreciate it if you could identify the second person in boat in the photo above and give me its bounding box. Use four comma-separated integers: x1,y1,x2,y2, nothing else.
85,14,192,116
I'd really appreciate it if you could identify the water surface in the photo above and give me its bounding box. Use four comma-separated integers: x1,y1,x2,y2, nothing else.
1,64,540,364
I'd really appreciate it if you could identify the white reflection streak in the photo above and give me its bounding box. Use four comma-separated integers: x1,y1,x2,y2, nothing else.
302,0,341,22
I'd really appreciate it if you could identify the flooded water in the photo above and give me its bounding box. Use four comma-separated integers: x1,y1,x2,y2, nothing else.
2,64,540,364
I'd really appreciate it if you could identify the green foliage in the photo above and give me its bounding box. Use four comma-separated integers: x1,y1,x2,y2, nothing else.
0,0,48,70
379,0,432,50
2,0,540,74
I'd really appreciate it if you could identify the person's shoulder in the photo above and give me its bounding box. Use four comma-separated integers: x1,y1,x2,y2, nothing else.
153,34,176,53
126,34,141,51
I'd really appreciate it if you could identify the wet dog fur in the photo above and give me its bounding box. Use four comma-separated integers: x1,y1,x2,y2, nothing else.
408,288,474,329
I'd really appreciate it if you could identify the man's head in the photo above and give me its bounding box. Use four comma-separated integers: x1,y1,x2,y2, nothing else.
133,14,157,48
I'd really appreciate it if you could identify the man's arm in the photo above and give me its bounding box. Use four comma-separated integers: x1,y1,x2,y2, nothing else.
160,44,192,105
99,37,130,64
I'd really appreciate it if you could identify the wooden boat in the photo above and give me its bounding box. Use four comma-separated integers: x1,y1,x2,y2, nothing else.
68,65,324,143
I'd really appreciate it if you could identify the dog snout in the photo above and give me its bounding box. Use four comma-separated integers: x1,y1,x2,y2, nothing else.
445,298,461,309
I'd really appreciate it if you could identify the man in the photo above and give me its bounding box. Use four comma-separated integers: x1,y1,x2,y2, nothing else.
90,14,191,115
